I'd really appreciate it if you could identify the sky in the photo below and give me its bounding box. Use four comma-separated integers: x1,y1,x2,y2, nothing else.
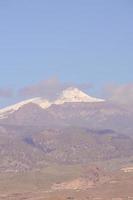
0,0,133,107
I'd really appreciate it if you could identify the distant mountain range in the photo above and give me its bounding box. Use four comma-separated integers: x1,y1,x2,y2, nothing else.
0,87,133,172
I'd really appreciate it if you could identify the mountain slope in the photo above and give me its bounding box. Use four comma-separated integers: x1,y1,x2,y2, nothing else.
0,125,133,172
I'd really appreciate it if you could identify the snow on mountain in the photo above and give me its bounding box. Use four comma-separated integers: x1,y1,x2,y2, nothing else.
0,87,105,119
0,98,50,119
55,87,104,105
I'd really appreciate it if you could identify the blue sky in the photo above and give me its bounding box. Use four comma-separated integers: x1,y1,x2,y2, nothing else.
0,0,133,106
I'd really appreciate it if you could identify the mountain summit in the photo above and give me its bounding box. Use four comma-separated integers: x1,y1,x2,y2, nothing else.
55,87,105,104
0,87,105,119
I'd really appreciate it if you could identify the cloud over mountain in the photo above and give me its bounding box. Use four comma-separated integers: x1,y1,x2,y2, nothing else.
104,83,133,105
18,77,92,100
0,88,13,98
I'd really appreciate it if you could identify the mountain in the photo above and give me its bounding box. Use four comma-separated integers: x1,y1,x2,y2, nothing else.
0,87,133,199
0,87,104,119
0,87,133,173
1,98,133,135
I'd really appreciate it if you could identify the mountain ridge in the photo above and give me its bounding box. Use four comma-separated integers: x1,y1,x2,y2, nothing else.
0,87,105,119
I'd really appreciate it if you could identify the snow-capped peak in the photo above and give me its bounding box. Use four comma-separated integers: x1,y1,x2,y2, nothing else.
55,87,104,104
0,87,105,119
